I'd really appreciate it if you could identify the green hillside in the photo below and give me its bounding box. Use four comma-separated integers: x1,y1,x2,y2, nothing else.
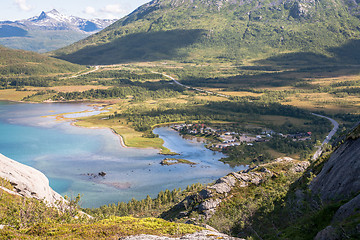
0,45,84,76
52,0,360,65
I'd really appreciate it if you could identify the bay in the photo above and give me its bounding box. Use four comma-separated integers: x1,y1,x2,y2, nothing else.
0,101,245,208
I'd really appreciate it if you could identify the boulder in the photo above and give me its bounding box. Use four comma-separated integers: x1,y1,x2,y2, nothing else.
290,161,310,173
248,172,263,185
198,199,222,212
198,199,222,219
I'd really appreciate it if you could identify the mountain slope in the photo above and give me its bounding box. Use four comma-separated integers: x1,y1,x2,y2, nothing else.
0,10,116,53
0,45,84,76
52,0,360,65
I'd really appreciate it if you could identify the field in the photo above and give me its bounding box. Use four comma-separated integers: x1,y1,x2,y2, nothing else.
0,89,37,101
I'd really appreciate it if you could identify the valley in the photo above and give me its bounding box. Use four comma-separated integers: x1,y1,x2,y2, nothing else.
0,0,359,239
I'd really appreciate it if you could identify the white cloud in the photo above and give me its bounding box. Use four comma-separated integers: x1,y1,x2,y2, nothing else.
14,0,32,11
102,4,126,14
83,4,126,19
84,6,96,15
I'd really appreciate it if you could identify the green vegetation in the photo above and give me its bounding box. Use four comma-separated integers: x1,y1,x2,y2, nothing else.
1,216,202,239
160,158,197,166
157,150,359,239
113,100,330,164
84,183,203,219
1,0,359,238
0,45,84,77
52,0,360,66
0,178,203,239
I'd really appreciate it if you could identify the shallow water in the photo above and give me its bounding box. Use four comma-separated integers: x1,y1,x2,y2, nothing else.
0,101,246,208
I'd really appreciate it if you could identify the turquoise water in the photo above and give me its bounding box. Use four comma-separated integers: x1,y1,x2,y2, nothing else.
0,101,245,208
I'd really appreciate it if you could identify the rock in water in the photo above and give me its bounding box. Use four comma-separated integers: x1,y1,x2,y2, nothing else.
0,153,63,206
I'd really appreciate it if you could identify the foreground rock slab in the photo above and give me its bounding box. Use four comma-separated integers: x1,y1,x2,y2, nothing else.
0,153,63,206
119,230,242,240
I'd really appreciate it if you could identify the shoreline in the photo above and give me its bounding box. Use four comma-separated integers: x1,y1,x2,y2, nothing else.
70,121,158,151
0,99,178,154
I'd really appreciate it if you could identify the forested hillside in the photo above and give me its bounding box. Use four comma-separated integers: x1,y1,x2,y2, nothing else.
0,45,84,76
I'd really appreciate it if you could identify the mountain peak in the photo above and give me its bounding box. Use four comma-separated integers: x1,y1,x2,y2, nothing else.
37,11,48,21
30,9,67,23
49,9,60,14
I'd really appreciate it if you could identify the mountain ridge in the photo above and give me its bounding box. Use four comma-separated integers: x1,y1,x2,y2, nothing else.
0,9,117,53
23,9,116,33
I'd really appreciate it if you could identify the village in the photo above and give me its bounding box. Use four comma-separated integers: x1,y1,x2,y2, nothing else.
172,123,312,150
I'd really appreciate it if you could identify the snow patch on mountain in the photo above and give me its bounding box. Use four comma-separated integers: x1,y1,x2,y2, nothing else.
3,9,117,33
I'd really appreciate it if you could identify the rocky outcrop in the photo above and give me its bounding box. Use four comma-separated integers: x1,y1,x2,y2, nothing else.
165,158,310,220
0,153,64,206
196,168,272,219
310,137,360,202
310,132,360,239
119,230,242,240
209,175,237,194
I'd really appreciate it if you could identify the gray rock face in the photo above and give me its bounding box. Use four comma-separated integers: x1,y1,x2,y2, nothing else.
198,199,222,218
332,193,360,223
314,226,340,240
198,189,212,199
119,230,243,240
197,168,272,219
209,175,237,194
0,153,63,206
290,161,310,173
310,138,360,202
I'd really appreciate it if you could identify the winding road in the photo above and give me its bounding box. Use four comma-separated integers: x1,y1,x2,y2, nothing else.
154,71,230,98
311,113,339,160
68,65,100,79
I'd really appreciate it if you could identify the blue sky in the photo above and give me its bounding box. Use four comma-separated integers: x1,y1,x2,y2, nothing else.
1,0,151,21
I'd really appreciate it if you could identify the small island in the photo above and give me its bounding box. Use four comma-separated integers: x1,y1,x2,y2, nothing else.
160,158,197,166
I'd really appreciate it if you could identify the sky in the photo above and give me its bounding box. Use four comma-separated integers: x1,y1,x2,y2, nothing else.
0,0,151,21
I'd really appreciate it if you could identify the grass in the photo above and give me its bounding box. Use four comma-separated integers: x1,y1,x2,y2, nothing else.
28,85,111,93
216,90,263,97
74,115,177,155
0,184,204,239
283,93,360,114
0,89,37,101
14,216,201,239
259,115,308,126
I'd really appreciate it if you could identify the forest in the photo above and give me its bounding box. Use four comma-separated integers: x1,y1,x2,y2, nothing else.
84,184,204,218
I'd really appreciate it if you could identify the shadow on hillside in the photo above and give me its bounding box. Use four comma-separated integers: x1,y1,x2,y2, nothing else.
58,29,204,65
256,39,360,68
182,40,360,89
